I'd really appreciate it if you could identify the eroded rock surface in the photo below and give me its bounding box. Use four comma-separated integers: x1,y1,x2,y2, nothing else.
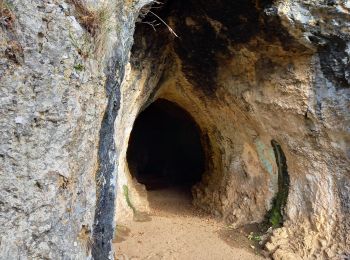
0,0,349,259
116,0,349,259
0,0,150,258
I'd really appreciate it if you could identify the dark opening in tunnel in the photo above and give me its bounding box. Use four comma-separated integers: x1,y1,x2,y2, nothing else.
127,99,205,190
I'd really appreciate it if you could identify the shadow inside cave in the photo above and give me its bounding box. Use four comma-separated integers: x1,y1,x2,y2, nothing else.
126,98,205,209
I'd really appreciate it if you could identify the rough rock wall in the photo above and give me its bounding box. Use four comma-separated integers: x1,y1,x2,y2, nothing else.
0,0,349,259
115,0,350,259
266,1,350,258
0,0,150,258
114,28,170,224
1,1,102,258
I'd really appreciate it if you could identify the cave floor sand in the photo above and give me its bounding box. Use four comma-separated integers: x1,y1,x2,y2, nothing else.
113,186,266,260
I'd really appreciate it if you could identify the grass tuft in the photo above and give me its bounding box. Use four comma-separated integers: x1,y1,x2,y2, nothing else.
74,63,85,71
0,0,15,29
248,232,262,242
68,0,101,36
68,0,114,60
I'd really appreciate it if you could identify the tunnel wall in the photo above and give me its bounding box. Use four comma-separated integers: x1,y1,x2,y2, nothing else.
1,0,348,259
115,1,350,259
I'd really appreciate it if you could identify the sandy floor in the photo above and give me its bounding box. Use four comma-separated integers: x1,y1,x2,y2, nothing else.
113,186,266,260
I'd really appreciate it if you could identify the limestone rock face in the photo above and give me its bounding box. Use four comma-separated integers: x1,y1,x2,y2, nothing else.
116,0,349,259
0,0,349,259
0,0,148,258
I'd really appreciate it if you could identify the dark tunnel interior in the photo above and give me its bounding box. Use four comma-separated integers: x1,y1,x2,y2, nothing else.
127,99,205,190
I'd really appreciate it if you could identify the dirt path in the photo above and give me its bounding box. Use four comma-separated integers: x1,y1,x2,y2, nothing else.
113,187,266,260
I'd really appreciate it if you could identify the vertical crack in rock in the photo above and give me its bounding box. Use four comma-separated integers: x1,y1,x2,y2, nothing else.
91,12,138,260
267,140,290,228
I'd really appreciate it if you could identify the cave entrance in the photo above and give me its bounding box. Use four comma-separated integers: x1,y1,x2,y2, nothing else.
127,99,205,197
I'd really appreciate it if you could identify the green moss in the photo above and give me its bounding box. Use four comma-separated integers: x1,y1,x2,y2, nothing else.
269,202,282,228
74,63,84,71
122,185,151,222
122,185,136,214
248,232,262,242
264,140,290,229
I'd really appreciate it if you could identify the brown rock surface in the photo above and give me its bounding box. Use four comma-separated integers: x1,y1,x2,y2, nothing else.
0,0,349,259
